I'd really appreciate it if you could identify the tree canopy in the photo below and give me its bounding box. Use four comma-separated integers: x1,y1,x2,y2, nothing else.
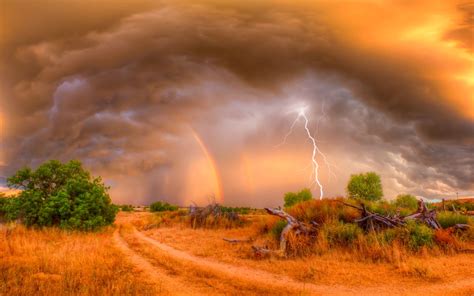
7,160,117,230
347,172,383,201
393,194,418,210
284,188,312,208
150,201,178,212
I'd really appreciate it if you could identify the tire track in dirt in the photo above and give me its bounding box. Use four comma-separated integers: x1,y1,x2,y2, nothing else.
132,227,356,295
132,227,474,296
113,228,193,295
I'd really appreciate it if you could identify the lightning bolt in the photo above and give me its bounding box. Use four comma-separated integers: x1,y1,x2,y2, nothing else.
276,104,335,200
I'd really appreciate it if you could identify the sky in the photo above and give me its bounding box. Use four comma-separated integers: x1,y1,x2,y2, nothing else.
0,0,473,206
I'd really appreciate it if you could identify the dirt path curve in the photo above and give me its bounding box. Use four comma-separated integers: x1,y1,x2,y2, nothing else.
133,227,360,295
113,229,193,295
132,227,474,296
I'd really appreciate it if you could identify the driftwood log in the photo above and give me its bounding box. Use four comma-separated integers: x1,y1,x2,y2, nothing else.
264,207,318,255
404,200,441,230
342,202,405,232
188,203,239,228
223,238,250,243
342,199,443,231
251,245,271,259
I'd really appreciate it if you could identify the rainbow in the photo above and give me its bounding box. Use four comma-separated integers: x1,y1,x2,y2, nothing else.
190,128,224,203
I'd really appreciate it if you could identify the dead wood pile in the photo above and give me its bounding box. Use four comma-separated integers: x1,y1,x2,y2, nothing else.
403,199,441,229
343,199,443,230
261,207,318,255
188,203,239,228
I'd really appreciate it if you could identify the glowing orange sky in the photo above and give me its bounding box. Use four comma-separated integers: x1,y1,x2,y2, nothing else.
0,0,472,205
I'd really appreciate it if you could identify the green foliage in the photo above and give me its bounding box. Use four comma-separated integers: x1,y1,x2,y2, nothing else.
347,172,383,201
393,194,418,211
405,221,434,251
149,201,178,212
437,212,469,229
325,222,363,246
366,200,397,216
0,196,21,221
284,188,312,208
270,220,288,241
6,160,117,230
220,206,251,215
118,204,134,212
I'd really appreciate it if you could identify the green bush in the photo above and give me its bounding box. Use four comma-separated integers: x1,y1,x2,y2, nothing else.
284,188,312,208
220,206,251,215
0,196,21,221
376,228,398,245
118,204,135,212
150,201,178,212
325,222,363,246
270,220,288,241
6,160,117,230
347,172,383,201
405,221,434,251
393,194,418,211
437,212,469,229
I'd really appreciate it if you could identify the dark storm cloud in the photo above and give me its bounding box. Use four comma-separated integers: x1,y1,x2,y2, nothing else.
0,0,472,203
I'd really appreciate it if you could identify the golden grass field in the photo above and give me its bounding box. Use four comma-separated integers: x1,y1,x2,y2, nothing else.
1,211,474,295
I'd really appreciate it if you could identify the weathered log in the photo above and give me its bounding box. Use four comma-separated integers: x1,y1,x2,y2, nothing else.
453,224,470,231
341,201,405,232
404,199,441,230
264,207,318,255
251,245,271,259
223,238,250,243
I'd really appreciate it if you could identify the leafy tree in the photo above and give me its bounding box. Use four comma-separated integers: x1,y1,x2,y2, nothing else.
284,188,312,208
118,204,135,212
7,160,117,230
0,196,21,221
393,194,418,210
150,201,178,212
347,172,383,201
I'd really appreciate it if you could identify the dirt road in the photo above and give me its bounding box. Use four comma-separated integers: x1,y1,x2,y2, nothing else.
114,224,474,295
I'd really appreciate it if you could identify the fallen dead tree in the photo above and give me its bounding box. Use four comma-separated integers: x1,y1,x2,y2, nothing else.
223,238,250,243
341,199,443,231
404,200,441,230
263,207,318,255
341,202,405,232
188,203,240,228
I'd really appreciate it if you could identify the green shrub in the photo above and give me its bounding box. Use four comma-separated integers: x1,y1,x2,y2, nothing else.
284,188,312,208
118,204,134,212
220,206,251,215
437,212,469,229
347,172,383,201
393,194,418,211
405,221,434,251
150,201,178,212
376,228,398,245
366,200,398,216
6,160,117,231
325,222,363,246
0,196,21,221
270,220,288,241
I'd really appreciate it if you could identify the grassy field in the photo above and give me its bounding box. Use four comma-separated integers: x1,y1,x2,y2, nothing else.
1,210,474,295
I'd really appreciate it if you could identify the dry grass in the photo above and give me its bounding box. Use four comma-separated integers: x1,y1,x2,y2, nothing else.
118,225,297,295
0,223,155,296
2,211,474,295
140,212,474,290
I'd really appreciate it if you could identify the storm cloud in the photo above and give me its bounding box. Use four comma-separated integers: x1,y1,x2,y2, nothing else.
1,0,472,205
